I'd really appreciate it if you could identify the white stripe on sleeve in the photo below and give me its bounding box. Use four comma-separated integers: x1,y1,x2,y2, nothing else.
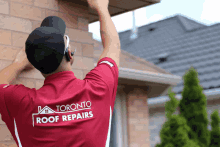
99,61,114,67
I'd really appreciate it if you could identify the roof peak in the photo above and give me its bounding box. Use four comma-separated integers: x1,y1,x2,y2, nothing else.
119,14,207,35
175,14,206,31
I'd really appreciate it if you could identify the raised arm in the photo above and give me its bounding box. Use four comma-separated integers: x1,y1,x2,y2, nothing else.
87,0,121,67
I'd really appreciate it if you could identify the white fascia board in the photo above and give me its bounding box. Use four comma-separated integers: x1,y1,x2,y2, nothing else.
147,88,220,106
94,63,182,85
119,67,182,86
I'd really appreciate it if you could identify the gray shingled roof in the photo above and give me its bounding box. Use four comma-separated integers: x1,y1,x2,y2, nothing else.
119,14,206,52
119,14,220,95
177,14,206,31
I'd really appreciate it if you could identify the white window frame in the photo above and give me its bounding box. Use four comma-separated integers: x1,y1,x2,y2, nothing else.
114,91,128,147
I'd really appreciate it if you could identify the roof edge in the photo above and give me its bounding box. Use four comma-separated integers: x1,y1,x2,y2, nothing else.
119,14,186,38
94,62,181,85
120,50,173,75
147,88,220,108
176,14,207,31
119,67,181,85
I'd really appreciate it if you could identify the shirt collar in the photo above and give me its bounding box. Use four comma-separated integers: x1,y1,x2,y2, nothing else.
44,71,76,85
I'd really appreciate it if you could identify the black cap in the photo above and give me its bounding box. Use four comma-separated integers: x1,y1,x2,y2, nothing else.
25,16,67,74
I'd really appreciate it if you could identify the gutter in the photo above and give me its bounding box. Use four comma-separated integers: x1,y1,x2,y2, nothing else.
94,63,182,86
147,88,220,107
118,67,182,86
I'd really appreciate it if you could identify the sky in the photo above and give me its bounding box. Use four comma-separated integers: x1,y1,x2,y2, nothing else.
88,0,220,41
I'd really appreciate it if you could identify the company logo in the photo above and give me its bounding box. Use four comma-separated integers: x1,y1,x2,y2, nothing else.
32,101,94,127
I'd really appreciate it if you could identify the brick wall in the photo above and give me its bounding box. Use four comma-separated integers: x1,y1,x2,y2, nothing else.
125,86,150,147
0,0,94,146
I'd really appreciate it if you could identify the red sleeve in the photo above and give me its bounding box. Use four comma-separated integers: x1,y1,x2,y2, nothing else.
84,57,119,108
0,84,30,123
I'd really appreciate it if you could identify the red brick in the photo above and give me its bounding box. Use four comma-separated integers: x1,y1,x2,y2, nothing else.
8,144,18,147
0,15,32,33
133,99,144,106
0,0,9,14
0,143,7,147
34,0,59,10
71,56,83,70
0,114,5,125
71,69,83,80
141,144,150,147
127,90,150,147
0,45,20,60
130,143,139,147
58,13,77,29
69,41,82,56
12,32,29,47
0,60,13,71
128,106,138,112
135,125,145,131
0,29,11,45
129,118,139,124
72,56,94,71
82,44,94,58
32,20,41,30
0,125,13,142
94,49,103,59
19,68,44,80
82,57,94,71
58,1,89,18
78,17,88,31
11,0,34,5
45,9,59,17
66,28,93,44
83,69,91,79
0,142,17,147
10,2,46,21
11,77,36,89
45,10,77,29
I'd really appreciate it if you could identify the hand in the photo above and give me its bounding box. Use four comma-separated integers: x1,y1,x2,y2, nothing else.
87,0,109,12
13,47,35,70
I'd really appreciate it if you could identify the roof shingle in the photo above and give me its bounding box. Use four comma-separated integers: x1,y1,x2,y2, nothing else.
119,14,220,95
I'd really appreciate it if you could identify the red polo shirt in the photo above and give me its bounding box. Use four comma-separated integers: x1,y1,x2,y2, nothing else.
0,57,119,147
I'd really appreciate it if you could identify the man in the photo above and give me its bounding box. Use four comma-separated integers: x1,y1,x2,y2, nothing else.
0,0,121,146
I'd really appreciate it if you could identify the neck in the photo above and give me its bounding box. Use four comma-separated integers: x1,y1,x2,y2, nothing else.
42,65,72,78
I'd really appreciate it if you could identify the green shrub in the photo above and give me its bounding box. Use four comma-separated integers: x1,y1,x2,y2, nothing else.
165,87,180,119
158,114,199,147
156,87,199,147
209,109,220,147
184,140,200,147
179,66,210,147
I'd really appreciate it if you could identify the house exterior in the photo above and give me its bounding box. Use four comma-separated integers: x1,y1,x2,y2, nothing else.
0,0,184,147
93,39,182,147
118,14,220,147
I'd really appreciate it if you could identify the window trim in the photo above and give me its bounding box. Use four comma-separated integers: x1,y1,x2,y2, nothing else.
114,90,128,147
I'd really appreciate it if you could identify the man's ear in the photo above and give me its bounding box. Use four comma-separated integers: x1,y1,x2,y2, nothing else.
68,48,73,60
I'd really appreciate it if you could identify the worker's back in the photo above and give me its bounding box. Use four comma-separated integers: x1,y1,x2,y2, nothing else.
0,0,122,146
0,57,118,147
